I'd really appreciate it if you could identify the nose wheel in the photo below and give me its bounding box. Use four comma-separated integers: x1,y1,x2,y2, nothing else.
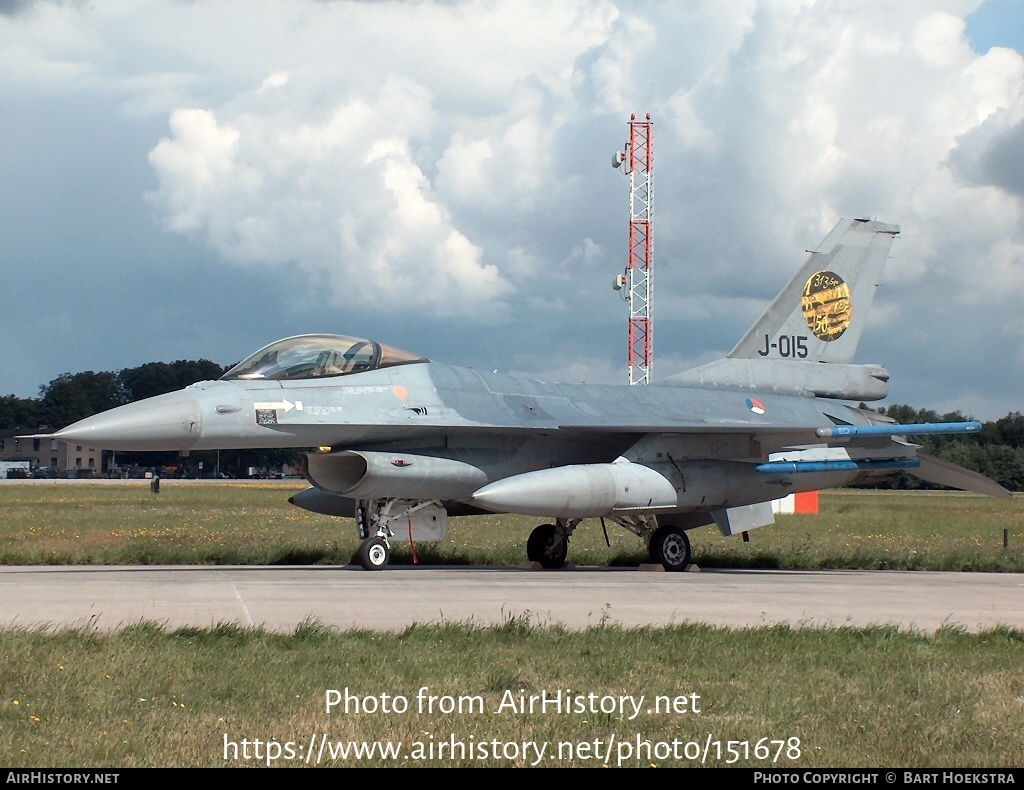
358,535,390,570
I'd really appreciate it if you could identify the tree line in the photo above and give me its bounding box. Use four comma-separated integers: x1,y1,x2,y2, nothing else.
0,365,1020,489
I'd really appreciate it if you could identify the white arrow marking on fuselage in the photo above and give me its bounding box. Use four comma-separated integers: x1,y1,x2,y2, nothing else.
253,400,302,413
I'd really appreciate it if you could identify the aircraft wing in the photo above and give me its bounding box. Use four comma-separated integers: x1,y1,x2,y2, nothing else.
548,419,1011,499
552,418,982,448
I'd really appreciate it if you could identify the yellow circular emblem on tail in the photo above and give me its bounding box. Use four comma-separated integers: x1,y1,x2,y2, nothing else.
802,270,851,341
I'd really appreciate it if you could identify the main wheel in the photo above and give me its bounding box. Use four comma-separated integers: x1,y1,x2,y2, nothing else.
358,536,390,571
526,523,568,570
649,525,691,572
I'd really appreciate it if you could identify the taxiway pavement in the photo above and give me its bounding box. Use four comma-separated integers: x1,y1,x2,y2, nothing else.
1,565,1021,633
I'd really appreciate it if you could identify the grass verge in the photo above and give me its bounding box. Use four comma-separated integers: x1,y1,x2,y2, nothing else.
1,619,1022,768
0,483,1020,571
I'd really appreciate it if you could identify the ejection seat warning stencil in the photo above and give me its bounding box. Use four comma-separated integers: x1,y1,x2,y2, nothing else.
253,399,302,425
802,270,851,341
256,409,278,425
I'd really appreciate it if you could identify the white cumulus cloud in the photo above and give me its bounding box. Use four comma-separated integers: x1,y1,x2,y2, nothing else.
1,0,1020,416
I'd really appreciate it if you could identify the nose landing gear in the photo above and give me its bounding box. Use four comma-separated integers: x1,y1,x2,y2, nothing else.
358,535,390,570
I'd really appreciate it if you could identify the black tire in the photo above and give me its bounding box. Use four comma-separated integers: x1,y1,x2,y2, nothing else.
358,536,390,571
649,525,691,571
526,523,568,569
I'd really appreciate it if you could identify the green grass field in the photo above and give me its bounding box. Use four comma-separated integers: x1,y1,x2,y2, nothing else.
2,621,1022,768
1,483,1021,768
0,482,1019,571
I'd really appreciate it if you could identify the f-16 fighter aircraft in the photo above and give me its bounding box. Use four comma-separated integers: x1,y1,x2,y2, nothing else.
49,218,1011,570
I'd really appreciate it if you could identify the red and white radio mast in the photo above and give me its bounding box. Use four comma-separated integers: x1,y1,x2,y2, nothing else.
612,113,653,385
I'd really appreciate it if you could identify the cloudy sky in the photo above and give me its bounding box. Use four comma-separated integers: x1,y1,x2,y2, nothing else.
1,0,1021,420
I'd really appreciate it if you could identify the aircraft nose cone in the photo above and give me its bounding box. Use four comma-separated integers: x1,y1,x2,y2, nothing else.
53,393,203,451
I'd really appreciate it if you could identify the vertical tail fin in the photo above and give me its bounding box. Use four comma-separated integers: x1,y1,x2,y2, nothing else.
662,218,898,399
729,218,900,364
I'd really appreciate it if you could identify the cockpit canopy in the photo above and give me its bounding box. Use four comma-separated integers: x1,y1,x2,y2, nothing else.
221,335,428,381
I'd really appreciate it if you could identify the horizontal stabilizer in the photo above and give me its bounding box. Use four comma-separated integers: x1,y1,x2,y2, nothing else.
910,452,1014,499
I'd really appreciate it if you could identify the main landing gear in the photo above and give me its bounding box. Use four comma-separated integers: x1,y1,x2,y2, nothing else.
524,515,693,572
648,524,692,571
526,518,581,569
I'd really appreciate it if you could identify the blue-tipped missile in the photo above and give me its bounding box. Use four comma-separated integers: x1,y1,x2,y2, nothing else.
816,421,981,439
755,459,921,474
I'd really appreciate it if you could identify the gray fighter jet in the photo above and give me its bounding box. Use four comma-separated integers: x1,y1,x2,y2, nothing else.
49,218,1011,570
